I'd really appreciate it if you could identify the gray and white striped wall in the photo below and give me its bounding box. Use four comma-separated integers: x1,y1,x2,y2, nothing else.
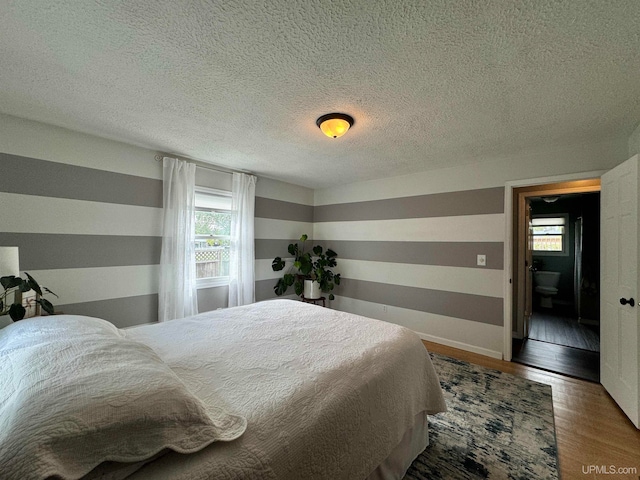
0,113,312,327
0,151,163,327
255,178,314,301
0,114,165,327
314,137,627,358
314,185,505,357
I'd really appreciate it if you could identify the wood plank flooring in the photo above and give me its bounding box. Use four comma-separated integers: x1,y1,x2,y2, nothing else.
513,338,600,383
529,309,600,352
520,306,600,382
422,340,640,480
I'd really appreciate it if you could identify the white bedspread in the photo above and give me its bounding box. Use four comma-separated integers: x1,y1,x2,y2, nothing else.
125,300,446,480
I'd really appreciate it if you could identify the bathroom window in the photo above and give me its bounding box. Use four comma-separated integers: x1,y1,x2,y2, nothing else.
531,214,569,256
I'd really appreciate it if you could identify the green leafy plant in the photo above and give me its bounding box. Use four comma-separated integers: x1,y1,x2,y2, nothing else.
0,273,57,321
272,234,341,300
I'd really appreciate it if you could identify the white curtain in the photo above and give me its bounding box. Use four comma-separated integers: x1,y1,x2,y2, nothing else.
159,157,198,322
228,172,257,307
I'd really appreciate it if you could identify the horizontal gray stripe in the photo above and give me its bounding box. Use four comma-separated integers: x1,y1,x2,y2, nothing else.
0,233,161,269
325,240,504,269
56,294,158,328
336,278,503,326
314,187,504,222
256,239,503,269
255,197,314,222
197,285,229,311
0,152,162,207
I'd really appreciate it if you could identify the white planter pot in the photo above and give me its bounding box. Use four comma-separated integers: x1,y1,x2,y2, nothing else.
303,279,322,299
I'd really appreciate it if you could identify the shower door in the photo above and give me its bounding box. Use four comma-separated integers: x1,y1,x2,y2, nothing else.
524,200,534,338
574,217,583,319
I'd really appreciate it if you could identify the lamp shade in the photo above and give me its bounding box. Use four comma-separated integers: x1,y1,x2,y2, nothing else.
0,247,19,277
316,113,354,139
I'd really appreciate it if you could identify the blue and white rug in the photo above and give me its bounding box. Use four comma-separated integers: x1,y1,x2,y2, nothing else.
405,353,559,479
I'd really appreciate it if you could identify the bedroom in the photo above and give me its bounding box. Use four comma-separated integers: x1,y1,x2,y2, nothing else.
1,1,640,479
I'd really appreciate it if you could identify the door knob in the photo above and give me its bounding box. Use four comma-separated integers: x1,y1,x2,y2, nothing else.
619,297,635,307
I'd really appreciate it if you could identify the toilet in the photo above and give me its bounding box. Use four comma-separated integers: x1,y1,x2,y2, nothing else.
534,271,561,309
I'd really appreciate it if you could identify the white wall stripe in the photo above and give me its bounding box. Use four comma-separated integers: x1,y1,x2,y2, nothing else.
0,113,163,179
1,192,163,236
338,259,504,298
24,265,159,306
254,218,314,240
255,258,296,281
313,214,505,242
256,177,314,205
332,296,503,358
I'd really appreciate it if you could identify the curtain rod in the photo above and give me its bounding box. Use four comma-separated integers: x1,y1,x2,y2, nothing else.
154,154,252,176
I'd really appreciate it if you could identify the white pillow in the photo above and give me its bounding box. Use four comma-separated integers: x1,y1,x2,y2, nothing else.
0,316,247,480
0,314,122,350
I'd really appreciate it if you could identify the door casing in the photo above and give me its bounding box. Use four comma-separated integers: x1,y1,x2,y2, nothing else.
503,172,605,361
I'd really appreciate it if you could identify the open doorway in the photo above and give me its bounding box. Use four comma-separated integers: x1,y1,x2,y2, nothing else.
511,179,601,382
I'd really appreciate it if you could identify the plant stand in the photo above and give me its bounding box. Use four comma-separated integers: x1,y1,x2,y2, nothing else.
301,296,326,307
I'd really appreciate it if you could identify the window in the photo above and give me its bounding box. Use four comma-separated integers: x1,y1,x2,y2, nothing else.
531,215,568,255
194,188,231,288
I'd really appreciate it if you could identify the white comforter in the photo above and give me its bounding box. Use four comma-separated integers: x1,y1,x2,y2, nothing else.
125,300,446,480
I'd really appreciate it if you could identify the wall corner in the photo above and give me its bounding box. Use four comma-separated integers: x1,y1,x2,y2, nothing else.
628,121,640,157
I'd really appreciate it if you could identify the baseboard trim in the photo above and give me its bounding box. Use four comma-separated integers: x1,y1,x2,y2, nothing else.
415,331,503,360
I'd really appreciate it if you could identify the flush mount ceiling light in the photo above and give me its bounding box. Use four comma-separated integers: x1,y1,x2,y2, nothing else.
542,196,560,203
316,113,354,139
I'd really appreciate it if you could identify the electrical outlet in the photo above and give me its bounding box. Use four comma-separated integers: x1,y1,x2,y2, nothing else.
477,254,486,266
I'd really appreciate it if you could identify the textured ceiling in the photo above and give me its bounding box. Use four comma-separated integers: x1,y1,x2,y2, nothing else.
1,1,639,188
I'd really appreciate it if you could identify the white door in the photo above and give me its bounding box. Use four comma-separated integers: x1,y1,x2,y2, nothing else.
601,154,639,428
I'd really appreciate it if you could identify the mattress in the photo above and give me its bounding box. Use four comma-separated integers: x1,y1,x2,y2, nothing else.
124,299,447,479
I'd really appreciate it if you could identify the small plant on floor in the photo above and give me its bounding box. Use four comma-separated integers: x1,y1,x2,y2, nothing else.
271,234,341,300
0,273,57,321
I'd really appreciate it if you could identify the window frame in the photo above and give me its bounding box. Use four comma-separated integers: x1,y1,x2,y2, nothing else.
194,187,232,289
531,213,570,257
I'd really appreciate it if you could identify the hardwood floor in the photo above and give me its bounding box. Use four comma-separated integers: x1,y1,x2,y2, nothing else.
422,340,640,480
513,338,600,383
516,306,601,382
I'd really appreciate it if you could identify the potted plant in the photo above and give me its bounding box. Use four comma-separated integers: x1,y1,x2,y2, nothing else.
272,234,341,300
1,272,57,321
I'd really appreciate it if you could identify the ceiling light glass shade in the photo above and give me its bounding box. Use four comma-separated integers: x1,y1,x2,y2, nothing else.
316,113,354,139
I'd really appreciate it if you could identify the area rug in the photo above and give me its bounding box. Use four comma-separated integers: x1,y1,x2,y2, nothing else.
404,353,559,479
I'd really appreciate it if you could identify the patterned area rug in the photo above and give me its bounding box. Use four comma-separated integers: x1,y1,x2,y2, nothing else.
404,353,559,479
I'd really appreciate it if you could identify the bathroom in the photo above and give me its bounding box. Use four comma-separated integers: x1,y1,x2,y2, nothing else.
529,192,601,351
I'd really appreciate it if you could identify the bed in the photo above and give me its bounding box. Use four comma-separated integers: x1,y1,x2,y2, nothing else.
0,299,446,480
